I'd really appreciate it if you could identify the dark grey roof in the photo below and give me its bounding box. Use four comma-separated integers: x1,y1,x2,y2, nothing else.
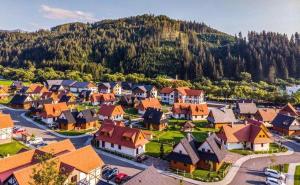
237,102,258,114
271,114,300,130
31,98,53,107
143,108,166,125
19,86,29,94
144,85,155,91
78,90,92,99
197,133,226,163
59,95,72,103
10,94,30,104
121,82,132,90
61,80,77,87
71,82,91,88
76,109,98,124
58,110,77,124
49,85,63,92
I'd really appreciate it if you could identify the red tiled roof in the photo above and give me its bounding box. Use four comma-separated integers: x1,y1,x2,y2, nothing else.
137,98,161,111
172,103,209,116
160,87,174,94
42,102,68,118
98,104,124,117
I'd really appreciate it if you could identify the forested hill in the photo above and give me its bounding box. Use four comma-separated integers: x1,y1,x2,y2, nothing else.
0,14,299,82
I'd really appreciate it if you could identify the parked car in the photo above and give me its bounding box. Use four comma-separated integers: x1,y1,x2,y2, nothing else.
115,173,129,184
102,165,112,176
102,167,119,180
13,126,26,134
29,137,44,145
265,177,286,185
264,168,285,180
136,154,148,163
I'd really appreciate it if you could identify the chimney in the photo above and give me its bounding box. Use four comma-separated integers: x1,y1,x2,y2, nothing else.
244,120,248,125
129,124,133,128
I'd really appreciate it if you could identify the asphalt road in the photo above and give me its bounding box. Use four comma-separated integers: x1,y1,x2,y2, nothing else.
229,137,300,185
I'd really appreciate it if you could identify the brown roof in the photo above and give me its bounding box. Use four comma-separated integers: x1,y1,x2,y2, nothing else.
102,119,125,127
91,93,115,103
176,87,204,96
255,108,279,122
97,124,149,149
217,124,273,144
208,108,238,124
0,112,14,129
137,98,161,111
237,102,258,114
42,102,69,118
279,103,299,116
160,87,174,94
98,104,125,117
172,103,209,116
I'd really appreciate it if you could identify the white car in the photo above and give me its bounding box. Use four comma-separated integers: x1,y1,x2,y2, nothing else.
265,177,286,185
264,168,285,180
29,137,44,145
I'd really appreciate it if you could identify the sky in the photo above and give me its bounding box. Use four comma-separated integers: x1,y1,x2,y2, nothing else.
0,0,299,37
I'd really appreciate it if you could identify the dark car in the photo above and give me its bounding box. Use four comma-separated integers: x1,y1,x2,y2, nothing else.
136,154,148,163
103,167,119,180
115,173,129,184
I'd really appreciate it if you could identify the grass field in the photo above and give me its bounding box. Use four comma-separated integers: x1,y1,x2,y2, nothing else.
0,140,28,157
0,79,30,86
270,164,289,173
76,103,99,111
56,128,96,136
229,143,288,156
295,166,300,185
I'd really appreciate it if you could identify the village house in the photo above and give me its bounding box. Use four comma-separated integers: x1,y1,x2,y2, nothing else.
172,103,209,121
96,124,149,157
286,85,300,95
143,108,168,131
254,108,279,128
40,102,69,127
120,82,133,95
136,98,162,115
236,101,258,119
167,133,226,173
70,82,98,94
90,93,116,105
40,91,60,103
98,82,122,96
279,103,299,117
119,94,139,107
0,139,104,185
98,104,125,121
0,112,14,144
19,84,48,97
207,107,239,129
48,84,65,93
30,98,54,116
10,81,23,92
217,123,273,151
181,121,195,132
59,94,77,109
57,109,99,130
46,80,77,91
9,94,33,109
160,87,205,105
78,90,93,103
132,85,158,99
271,113,300,136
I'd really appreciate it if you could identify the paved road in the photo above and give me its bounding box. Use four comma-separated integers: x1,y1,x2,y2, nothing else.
229,137,300,185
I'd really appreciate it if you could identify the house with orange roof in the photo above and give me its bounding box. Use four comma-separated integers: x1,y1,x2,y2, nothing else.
160,87,205,105
0,112,14,144
19,84,48,97
98,104,125,121
41,102,69,127
96,124,149,157
279,103,299,117
0,139,104,185
217,123,273,151
70,81,98,94
40,91,60,103
0,86,10,100
254,108,279,127
172,103,209,121
132,85,157,99
90,93,116,105
136,98,162,114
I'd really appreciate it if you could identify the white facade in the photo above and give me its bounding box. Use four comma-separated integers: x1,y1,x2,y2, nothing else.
135,92,147,99
0,127,12,143
99,114,123,121
41,117,57,127
160,91,175,104
223,141,269,151
253,143,269,151
172,113,207,121
286,85,300,95
97,140,145,157
173,143,188,155
78,168,102,185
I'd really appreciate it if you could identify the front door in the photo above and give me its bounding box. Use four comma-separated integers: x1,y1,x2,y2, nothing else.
102,141,105,148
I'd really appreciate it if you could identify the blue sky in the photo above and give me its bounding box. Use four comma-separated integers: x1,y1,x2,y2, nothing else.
0,0,299,37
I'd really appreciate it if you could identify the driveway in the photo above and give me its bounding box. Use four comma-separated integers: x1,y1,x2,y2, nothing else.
229,137,300,185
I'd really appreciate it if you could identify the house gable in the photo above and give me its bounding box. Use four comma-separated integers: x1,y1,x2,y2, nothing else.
173,143,188,155
198,141,213,153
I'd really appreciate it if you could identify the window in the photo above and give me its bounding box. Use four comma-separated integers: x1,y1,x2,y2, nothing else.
261,143,264,147
202,148,205,152
71,175,77,183
118,145,122,150
207,149,211,153
111,143,114,148
179,150,182,154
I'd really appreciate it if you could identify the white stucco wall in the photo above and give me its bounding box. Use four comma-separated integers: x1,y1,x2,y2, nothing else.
173,143,188,155
98,140,145,157
253,143,269,151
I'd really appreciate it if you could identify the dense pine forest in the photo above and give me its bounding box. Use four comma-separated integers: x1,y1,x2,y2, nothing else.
0,14,299,83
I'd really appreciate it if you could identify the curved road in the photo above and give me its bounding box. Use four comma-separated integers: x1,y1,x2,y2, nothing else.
229,137,300,185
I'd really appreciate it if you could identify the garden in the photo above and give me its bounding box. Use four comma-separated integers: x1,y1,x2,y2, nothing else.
229,143,288,156
0,140,28,157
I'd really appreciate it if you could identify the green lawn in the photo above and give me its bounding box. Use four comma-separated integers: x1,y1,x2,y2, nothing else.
0,97,11,105
270,164,289,173
0,140,28,157
295,166,300,185
230,143,288,156
77,103,99,111
145,141,173,158
56,129,95,136
0,80,30,86
124,108,140,119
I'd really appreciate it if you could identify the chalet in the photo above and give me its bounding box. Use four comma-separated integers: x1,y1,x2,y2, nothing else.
10,94,33,109
120,82,133,95
143,108,168,131
0,140,104,185
172,103,209,121
0,113,14,144
254,108,279,128
48,84,65,92
132,85,157,99
181,121,195,132
19,84,48,97
10,81,23,92
41,102,69,127
236,102,258,119
98,104,125,121
136,98,162,115
90,93,116,105
279,103,299,116
119,94,139,107
96,124,149,157
57,109,99,130
30,98,54,116
70,82,97,94
167,133,226,173
59,94,77,108
271,114,300,136
41,91,60,103
78,90,93,102
207,108,238,129
98,82,122,96
46,80,76,90
0,86,9,100
217,123,273,151
160,87,205,105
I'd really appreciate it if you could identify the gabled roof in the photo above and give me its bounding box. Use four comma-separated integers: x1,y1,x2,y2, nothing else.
0,113,14,129
98,104,124,117
237,102,257,114
217,124,273,144
271,113,300,130
71,82,95,88
279,103,299,116
160,87,174,94
138,98,161,110
10,94,31,105
91,93,115,102
49,85,64,92
76,109,98,124
175,87,204,96
255,108,279,122
208,108,238,123
58,110,77,124
42,102,69,118
120,82,132,90
172,103,209,116
61,80,77,87
39,139,76,155
143,108,166,125
96,124,149,149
